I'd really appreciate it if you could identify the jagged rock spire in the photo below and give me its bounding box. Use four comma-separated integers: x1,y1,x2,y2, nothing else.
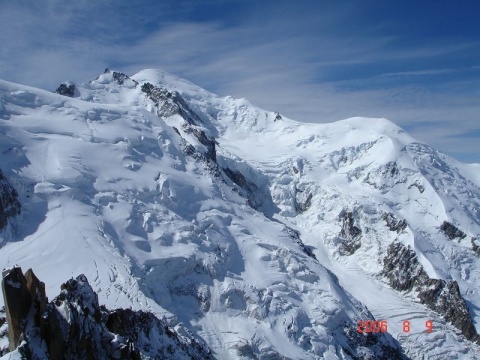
1,268,214,359
1,267,47,351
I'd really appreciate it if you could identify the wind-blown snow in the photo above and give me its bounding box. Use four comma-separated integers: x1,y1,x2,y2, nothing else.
0,68,479,358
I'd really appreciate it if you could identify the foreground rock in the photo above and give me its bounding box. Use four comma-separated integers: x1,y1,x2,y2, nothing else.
1,268,46,352
1,267,214,359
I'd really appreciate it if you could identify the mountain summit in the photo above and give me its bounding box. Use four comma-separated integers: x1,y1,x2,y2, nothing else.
0,69,479,359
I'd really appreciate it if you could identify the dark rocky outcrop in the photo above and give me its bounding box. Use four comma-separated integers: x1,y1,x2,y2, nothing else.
295,189,312,213
382,242,479,343
141,82,202,126
382,161,400,177
182,124,216,162
105,308,212,359
363,161,409,191
382,242,423,292
407,182,425,193
338,211,362,255
113,71,137,86
417,280,477,341
223,168,255,194
178,136,220,176
0,170,21,230
383,213,407,234
222,167,262,209
54,82,76,97
471,238,480,256
284,227,317,260
140,81,221,174
0,307,5,328
91,69,138,88
1,267,214,359
440,221,466,240
340,212,362,239
0,306,7,356
341,321,408,360
220,163,277,216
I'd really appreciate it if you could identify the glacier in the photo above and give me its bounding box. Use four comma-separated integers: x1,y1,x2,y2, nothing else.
0,68,479,359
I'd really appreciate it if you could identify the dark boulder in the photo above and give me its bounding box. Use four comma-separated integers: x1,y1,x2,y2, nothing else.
440,221,466,240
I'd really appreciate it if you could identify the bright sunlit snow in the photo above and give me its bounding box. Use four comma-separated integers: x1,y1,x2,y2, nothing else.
0,69,479,359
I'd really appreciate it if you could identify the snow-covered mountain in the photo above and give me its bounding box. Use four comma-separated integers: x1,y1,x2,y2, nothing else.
0,68,479,359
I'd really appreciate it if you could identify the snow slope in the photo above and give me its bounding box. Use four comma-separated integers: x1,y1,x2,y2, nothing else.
1,68,479,359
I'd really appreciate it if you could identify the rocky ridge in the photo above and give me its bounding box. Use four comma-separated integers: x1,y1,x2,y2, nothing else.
382,242,479,343
1,267,213,359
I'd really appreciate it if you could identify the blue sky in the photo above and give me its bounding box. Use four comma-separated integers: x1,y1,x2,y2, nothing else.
0,0,479,163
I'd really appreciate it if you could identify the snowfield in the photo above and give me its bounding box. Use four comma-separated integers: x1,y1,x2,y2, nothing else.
1,69,479,359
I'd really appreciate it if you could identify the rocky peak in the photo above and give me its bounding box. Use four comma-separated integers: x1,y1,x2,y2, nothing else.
109,70,138,87
1,267,214,359
89,68,138,89
54,81,77,97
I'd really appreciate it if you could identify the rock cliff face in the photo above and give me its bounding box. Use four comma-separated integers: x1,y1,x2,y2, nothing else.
338,211,362,255
1,267,46,352
382,213,407,234
0,170,21,231
141,82,202,126
382,242,479,343
1,267,214,359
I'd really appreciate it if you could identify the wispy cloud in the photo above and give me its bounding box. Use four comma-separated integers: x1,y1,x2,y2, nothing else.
0,1,478,163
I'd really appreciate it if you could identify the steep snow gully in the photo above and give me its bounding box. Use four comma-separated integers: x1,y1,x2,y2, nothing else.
0,68,479,359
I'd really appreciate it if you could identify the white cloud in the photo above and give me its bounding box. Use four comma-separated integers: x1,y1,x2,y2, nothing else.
0,1,478,163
